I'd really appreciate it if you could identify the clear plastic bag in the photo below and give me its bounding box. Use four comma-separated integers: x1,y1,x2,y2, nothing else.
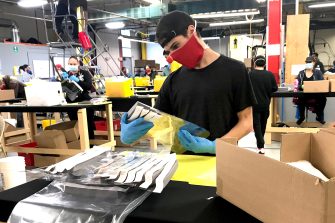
8,180,151,223
127,102,209,154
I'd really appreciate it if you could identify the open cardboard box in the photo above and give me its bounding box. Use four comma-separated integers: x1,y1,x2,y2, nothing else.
216,129,335,223
45,121,79,142
303,80,329,93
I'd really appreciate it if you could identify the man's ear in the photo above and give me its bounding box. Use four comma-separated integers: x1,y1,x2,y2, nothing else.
186,24,195,37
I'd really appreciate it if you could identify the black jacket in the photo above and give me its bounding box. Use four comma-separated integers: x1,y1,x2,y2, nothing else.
69,69,92,102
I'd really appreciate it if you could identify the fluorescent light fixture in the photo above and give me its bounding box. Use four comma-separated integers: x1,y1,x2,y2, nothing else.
105,22,125,29
18,0,47,7
191,10,260,19
309,2,335,8
202,37,220,40
210,19,264,27
256,0,266,3
142,0,161,5
118,36,155,44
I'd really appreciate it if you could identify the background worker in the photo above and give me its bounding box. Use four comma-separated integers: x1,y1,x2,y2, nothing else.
296,56,326,125
312,52,325,74
0,75,26,127
18,64,33,82
249,56,278,154
120,11,255,154
62,56,95,139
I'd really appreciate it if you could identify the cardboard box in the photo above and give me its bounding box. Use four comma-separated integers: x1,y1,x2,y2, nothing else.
45,121,79,142
0,89,15,101
325,74,335,80
35,130,68,149
330,79,335,92
216,130,335,223
303,80,329,93
67,140,81,150
34,154,69,167
244,58,252,68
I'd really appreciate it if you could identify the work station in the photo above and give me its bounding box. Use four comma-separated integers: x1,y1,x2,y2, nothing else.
0,0,335,223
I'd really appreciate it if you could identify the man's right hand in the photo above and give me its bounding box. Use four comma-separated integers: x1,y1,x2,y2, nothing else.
120,113,154,144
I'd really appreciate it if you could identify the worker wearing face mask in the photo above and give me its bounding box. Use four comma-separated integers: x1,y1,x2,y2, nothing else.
296,56,327,125
120,11,255,154
62,56,95,139
63,56,92,102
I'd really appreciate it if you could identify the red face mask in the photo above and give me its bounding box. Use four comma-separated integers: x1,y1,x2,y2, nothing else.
166,22,204,69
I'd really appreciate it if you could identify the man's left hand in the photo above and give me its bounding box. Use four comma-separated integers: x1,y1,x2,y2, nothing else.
178,130,215,154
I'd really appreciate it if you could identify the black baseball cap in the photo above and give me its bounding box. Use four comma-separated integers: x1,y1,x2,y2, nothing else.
156,11,195,48
305,56,313,63
254,55,266,66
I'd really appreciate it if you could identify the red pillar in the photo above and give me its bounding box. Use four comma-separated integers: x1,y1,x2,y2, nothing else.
266,0,282,84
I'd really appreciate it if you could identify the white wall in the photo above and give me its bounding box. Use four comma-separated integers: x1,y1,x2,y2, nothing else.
229,35,264,62
312,29,335,67
146,42,168,68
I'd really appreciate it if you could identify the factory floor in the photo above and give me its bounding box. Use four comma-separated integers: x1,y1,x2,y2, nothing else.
239,132,281,160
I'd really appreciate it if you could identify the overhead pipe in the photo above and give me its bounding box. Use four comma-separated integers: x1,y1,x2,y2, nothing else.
0,18,20,42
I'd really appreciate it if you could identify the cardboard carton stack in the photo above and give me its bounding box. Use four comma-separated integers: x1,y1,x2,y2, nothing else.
34,121,80,167
303,80,330,93
216,129,335,223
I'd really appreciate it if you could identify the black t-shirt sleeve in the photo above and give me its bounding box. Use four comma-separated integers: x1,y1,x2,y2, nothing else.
154,76,172,114
270,72,278,92
233,65,256,112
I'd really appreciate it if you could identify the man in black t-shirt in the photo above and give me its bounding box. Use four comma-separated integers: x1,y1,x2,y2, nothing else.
249,56,278,154
120,11,255,154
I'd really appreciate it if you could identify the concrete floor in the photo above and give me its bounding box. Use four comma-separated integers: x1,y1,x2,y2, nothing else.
238,132,281,161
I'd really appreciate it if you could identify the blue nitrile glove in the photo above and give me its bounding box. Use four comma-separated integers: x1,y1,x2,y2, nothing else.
180,122,207,136
178,130,216,154
121,112,154,144
69,75,80,82
62,72,69,79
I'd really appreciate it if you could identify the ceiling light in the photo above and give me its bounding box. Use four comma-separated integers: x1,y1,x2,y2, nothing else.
105,22,125,29
18,0,47,8
118,36,155,44
309,2,335,8
191,10,260,19
202,37,220,40
142,0,161,5
256,0,267,3
209,19,264,27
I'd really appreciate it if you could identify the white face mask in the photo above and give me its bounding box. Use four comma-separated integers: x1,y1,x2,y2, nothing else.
67,65,78,72
305,63,313,70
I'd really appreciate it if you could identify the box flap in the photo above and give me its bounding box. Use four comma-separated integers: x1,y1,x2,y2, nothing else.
216,139,328,223
281,133,311,162
311,131,335,179
45,121,77,131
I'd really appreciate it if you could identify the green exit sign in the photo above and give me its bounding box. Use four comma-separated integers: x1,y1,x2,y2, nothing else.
13,46,19,53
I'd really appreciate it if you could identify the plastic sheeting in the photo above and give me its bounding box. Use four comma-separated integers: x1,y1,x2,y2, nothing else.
127,102,209,154
9,180,151,223
9,150,176,223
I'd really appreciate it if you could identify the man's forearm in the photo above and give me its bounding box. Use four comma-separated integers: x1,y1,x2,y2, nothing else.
222,118,253,140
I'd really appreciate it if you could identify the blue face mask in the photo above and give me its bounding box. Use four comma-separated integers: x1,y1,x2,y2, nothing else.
305,63,313,70
68,65,78,72
27,70,32,75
